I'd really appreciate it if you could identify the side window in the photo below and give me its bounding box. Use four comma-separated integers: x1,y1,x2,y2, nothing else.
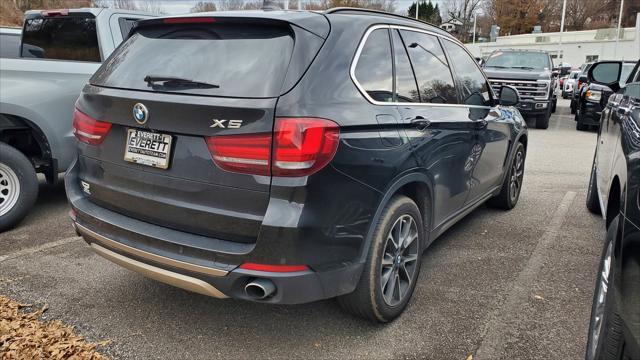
354,28,393,103
392,30,419,102
118,18,139,40
399,30,457,104
442,39,492,107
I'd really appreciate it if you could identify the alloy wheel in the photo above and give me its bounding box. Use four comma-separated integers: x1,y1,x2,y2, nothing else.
380,214,419,307
0,163,20,217
587,240,613,360
509,148,525,203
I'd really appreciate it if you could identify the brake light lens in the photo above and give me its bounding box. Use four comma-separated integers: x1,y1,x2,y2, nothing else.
72,108,112,145
239,263,310,273
272,118,340,176
206,133,271,176
41,9,69,17
206,117,339,177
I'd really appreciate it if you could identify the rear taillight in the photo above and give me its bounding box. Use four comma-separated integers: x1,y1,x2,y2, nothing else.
206,117,339,177
41,9,69,17
272,117,340,176
205,133,272,176
72,108,112,145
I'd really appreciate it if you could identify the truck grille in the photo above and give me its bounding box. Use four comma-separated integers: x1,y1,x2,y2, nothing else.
489,79,549,101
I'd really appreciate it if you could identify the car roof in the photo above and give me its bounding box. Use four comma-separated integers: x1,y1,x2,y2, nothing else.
493,48,549,54
150,8,455,42
323,7,453,38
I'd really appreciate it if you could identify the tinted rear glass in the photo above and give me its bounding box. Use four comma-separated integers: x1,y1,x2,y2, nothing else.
21,15,100,62
92,23,294,98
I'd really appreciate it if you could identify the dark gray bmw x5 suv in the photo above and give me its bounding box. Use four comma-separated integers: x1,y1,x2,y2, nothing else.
66,9,528,322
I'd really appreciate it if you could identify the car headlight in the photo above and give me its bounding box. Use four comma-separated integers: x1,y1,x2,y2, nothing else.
586,90,601,102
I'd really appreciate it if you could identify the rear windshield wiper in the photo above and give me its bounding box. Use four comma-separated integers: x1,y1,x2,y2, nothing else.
144,75,220,89
510,66,535,70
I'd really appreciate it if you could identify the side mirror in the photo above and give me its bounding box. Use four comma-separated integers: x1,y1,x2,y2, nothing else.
499,85,520,106
552,68,560,77
588,61,622,92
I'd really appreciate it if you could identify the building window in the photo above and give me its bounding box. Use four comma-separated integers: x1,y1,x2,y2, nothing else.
586,55,599,62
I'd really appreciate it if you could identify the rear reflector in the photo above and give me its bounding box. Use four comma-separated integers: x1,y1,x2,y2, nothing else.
72,108,112,145
239,263,310,273
206,117,339,177
163,17,216,24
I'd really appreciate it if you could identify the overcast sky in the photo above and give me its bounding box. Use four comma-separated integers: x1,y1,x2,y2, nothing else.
140,0,447,16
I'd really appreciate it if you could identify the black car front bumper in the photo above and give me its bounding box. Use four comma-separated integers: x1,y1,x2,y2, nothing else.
516,99,552,117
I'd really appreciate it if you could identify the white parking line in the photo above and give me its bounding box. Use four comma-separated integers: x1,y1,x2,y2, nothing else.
475,191,577,359
0,236,81,262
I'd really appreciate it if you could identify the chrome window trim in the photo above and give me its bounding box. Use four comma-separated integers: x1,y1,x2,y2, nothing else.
350,24,493,110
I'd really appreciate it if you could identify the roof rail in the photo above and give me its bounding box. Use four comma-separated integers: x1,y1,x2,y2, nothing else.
325,7,439,29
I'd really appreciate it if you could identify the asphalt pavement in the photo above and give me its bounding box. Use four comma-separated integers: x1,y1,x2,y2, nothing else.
0,99,604,359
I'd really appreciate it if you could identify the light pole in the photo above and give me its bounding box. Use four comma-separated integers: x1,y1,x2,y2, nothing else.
416,1,419,20
614,0,624,58
472,12,477,44
557,0,567,66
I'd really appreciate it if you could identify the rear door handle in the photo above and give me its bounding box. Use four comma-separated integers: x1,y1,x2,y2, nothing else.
411,116,431,130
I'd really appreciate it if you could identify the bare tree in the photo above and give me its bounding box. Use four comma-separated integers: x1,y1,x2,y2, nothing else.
191,1,217,12
304,0,395,12
92,0,164,14
446,0,483,42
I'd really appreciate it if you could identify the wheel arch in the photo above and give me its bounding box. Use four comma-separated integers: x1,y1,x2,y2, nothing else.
0,113,56,182
358,171,435,263
606,176,621,229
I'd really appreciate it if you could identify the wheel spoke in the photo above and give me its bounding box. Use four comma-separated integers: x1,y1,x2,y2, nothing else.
381,267,393,291
382,253,394,268
384,270,398,300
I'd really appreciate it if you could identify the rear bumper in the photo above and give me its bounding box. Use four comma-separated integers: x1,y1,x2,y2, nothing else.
65,160,364,304
578,101,602,126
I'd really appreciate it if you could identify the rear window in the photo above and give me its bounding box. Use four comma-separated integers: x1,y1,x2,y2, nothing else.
21,14,100,62
92,23,295,98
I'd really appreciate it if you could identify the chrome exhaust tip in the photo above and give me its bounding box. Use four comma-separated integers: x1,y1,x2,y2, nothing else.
244,278,276,300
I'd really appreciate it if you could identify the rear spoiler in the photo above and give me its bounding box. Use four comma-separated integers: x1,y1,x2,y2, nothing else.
130,12,330,40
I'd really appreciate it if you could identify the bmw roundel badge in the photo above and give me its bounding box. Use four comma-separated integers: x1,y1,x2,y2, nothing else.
133,103,149,125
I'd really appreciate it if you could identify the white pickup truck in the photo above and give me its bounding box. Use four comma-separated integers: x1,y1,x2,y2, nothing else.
0,8,153,231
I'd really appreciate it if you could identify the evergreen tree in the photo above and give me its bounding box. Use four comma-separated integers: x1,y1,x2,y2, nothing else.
407,1,442,25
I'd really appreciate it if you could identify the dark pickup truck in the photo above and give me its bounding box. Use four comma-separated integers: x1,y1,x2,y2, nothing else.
483,49,557,129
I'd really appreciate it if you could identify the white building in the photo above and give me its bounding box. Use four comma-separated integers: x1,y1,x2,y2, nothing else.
465,16,640,68
440,19,462,33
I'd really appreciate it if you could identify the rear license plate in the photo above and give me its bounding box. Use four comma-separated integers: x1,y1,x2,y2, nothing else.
124,129,173,169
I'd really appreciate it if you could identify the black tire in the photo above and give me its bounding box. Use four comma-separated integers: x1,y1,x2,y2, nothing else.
0,142,38,232
586,154,602,214
551,98,557,113
487,142,526,210
585,217,624,360
338,195,424,322
535,107,551,129
577,121,588,131
571,100,577,114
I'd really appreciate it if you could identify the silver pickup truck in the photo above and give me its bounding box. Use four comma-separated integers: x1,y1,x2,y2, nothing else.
0,8,153,231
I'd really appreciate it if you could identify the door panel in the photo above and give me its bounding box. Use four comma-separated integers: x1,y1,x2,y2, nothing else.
393,29,475,228
440,39,511,202
399,105,475,228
